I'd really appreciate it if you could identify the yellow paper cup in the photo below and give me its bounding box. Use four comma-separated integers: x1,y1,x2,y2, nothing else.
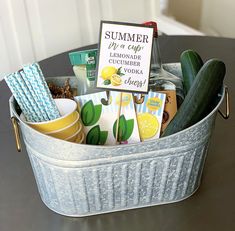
21,98,78,133
65,124,83,142
74,132,85,144
46,113,81,140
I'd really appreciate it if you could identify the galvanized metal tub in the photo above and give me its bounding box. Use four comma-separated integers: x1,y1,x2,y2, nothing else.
9,63,228,217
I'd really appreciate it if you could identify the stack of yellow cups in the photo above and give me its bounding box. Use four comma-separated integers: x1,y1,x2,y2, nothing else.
21,98,84,143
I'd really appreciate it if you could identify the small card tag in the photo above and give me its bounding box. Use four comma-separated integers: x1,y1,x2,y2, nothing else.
85,54,96,80
75,91,140,145
135,91,166,141
96,21,154,93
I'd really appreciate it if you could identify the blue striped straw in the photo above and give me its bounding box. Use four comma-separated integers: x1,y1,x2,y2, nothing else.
14,72,46,122
23,64,60,120
31,63,61,119
20,71,49,121
32,63,55,101
12,72,40,122
4,74,34,122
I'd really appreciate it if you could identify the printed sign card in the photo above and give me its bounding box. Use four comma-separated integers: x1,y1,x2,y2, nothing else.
96,21,154,93
75,91,140,145
135,91,166,141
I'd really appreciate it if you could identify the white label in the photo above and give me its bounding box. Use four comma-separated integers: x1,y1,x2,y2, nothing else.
96,21,154,93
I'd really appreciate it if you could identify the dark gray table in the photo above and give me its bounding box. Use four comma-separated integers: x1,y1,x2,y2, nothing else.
0,36,234,231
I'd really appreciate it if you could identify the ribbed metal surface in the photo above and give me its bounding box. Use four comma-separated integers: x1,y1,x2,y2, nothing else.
25,139,210,216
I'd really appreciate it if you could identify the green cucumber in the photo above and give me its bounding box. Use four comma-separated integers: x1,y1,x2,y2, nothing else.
162,59,226,137
181,49,203,94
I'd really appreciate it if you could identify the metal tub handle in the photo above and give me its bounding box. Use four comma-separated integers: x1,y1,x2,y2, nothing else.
11,117,21,152
219,86,230,119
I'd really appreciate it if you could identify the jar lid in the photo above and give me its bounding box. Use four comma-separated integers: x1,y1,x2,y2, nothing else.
143,21,158,37
69,49,97,65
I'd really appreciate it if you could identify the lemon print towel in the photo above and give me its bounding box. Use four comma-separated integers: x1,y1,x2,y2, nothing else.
135,92,166,141
75,91,140,145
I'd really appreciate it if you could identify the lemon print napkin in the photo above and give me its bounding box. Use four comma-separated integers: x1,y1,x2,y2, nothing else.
75,91,140,145
135,92,166,141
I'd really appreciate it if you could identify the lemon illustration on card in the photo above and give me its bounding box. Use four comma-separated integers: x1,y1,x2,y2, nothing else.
135,92,166,141
111,74,122,86
137,113,159,139
101,66,117,80
101,66,124,86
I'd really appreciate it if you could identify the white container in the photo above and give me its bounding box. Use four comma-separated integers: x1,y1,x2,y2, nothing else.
9,64,228,217
69,49,97,95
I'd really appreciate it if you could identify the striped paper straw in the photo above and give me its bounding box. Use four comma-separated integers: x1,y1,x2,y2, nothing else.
14,72,46,122
4,74,34,122
20,71,49,121
32,63,56,103
31,63,61,119
23,64,60,120
12,72,40,122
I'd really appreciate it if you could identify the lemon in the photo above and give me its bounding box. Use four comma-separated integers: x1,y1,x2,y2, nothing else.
111,74,122,86
101,66,117,80
137,113,159,139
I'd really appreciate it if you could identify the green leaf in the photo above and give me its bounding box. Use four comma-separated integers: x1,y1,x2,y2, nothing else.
113,114,127,141
81,100,95,126
104,79,111,85
122,119,134,140
117,67,124,76
86,125,100,145
89,104,102,126
99,131,108,145
117,67,122,74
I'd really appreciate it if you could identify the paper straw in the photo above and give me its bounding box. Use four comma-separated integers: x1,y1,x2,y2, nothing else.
32,63,59,108
14,72,47,122
32,63,56,103
20,71,49,121
12,72,40,122
23,64,60,120
4,74,34,122
30,63,60,119
31,63,61,119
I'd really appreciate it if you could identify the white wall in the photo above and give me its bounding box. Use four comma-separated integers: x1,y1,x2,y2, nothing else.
0,0,202,80
200,0,235,37
164,0,235,38
0,0,161,79
167,0,203,29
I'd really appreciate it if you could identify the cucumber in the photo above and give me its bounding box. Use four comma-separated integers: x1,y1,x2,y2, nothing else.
181,49,203,94
162,59,226,137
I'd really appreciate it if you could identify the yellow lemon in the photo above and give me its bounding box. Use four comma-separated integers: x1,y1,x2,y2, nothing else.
101,66,117,80
111,74,122,86
137,113,159,139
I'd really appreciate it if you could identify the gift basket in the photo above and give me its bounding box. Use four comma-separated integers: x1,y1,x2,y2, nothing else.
6,21,229,217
